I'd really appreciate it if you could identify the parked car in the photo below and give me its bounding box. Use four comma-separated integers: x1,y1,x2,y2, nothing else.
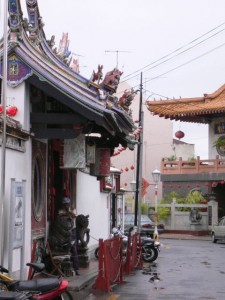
211,216,225,243
124,214,165,236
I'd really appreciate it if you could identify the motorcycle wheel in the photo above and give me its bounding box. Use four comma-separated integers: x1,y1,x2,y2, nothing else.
94,247,99,259
0,282,8,291
142,245,159,263
59,291,73,300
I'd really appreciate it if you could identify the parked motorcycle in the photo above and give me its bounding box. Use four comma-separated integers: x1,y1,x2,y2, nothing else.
94,226,160,263
140,236,160,263
0,262,73,300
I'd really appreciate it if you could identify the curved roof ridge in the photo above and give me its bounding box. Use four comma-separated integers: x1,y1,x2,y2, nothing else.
203,83,225,100
14,30,101,103
15,43,104,109
147,96,204,106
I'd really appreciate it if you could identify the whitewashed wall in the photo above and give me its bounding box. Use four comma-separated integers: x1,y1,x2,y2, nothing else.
76,170,110,251
1,82,32,277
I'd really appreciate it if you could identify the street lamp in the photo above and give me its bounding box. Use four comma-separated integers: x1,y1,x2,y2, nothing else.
129,180,136,192
152,168,161,241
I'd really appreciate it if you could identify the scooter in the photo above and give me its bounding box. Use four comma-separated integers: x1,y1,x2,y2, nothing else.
0,263,73,300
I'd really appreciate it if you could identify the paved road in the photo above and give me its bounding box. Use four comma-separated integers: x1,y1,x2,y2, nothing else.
72,238,225,300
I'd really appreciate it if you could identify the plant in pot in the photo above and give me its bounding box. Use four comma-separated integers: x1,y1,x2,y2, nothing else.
213,136,225,156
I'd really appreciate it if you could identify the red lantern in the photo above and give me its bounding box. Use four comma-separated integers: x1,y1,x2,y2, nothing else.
162,184,166,188
220,181,225,185
205,183,209,187
130,165,135,170
177,184,182,188
212,182,217,187
195,183,200,187
125,167,129,172
0,105,3,114
169,184,174,188
6,105,18,116
124,182,127,186
186,184,190,188
175,130,185,140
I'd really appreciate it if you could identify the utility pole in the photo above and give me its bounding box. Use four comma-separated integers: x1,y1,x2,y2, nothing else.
134,73,143,231
0,0,8,265
105,50,131,69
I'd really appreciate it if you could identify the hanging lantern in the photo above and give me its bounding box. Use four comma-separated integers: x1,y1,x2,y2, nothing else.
124,182,127,187
162,183,166,188
130,165,135,170
169,184,174,188
195,183,200,187
205,183,209,187
220,181,225,185
125,167,129,172
186,184,190,188
177,184,182,188
6,105,18,117
212,182,217,187
175,130,185,140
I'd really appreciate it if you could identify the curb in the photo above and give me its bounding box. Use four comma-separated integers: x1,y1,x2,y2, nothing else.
160,234,211,241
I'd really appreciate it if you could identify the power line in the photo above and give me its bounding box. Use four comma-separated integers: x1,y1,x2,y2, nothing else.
116,24,225,113
122,21,225,81
139,41,225,87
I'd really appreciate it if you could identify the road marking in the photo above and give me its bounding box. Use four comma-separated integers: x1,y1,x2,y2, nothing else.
106,295,120,300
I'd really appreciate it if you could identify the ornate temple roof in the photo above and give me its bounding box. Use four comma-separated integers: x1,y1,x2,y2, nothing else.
0,0,137,148
146,84,225,124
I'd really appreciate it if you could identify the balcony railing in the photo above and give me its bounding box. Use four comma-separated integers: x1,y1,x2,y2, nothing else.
161,155,225,175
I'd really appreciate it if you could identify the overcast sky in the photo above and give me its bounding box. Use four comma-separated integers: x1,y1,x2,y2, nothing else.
2,0,225,158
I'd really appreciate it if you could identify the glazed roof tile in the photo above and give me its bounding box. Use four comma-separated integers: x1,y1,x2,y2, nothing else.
146,84,225,123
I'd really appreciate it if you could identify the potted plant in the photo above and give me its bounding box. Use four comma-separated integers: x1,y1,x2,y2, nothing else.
213,136,225,156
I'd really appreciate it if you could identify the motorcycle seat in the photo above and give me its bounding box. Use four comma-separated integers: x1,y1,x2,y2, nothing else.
13,277,60,293
26,262,45,273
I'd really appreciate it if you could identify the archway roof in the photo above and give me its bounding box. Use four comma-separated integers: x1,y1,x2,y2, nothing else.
146,84,225,124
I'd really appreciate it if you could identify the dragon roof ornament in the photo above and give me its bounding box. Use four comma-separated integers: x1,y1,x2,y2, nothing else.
2,1,136,147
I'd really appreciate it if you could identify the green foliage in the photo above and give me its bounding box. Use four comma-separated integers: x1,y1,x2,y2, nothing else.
213,137,225,148
161,191,185,203
187,155,196,161
157,206,170,221
149,190,207,219
141,203,149,215
164,155,177,161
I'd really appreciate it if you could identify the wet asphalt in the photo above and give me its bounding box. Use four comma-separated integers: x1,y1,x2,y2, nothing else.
70,238,225,300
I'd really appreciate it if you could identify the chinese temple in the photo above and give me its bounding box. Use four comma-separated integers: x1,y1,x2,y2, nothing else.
0,0,138,274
